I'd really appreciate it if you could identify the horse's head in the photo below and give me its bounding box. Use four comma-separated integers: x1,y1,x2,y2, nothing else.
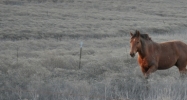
129,30,151,57
129,30,141,57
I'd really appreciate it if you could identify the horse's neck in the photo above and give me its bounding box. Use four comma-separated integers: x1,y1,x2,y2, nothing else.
138,39,158,59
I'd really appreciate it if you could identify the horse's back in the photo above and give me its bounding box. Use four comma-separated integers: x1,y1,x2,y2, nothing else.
160,41,187,56
174,41,187,60
175,41,187,50
171,41,187,55
157,41,187,69
160,40,187,50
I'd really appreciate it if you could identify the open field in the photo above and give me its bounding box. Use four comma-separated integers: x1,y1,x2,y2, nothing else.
0,0,187,100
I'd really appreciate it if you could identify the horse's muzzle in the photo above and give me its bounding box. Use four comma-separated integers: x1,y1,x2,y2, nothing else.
130,53,135,57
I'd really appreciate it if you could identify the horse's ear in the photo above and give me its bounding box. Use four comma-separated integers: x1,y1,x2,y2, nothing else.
136,30,140,37
130,32,133,37
146,34,149,37
146,34,151,40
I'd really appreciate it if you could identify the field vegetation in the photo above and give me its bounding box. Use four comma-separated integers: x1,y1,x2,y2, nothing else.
0,0,187,100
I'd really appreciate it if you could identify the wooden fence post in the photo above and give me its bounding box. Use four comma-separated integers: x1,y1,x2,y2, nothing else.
79,42,83,69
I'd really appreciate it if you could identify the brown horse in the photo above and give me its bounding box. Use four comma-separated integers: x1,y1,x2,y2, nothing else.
130,30,187,79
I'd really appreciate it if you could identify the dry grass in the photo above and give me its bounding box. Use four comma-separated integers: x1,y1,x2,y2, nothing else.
0,0,187,100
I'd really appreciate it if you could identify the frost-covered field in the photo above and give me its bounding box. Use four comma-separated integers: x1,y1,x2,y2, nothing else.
0,0,187,100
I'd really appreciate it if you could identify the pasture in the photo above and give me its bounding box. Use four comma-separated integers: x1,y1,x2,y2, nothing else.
0,0,187,100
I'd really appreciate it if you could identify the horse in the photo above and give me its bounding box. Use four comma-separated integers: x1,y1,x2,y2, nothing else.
129,30,187,79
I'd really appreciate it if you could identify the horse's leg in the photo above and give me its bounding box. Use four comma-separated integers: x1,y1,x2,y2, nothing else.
145,77,149,91
175,58,187,76
177,67,187,84
145,65,157,79
140,67,147,79
141,67,150,91
176,63,187,78
179,67,187,78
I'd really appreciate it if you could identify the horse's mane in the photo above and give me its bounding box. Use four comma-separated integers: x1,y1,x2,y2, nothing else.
132,30,152,41
140,34,151,40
